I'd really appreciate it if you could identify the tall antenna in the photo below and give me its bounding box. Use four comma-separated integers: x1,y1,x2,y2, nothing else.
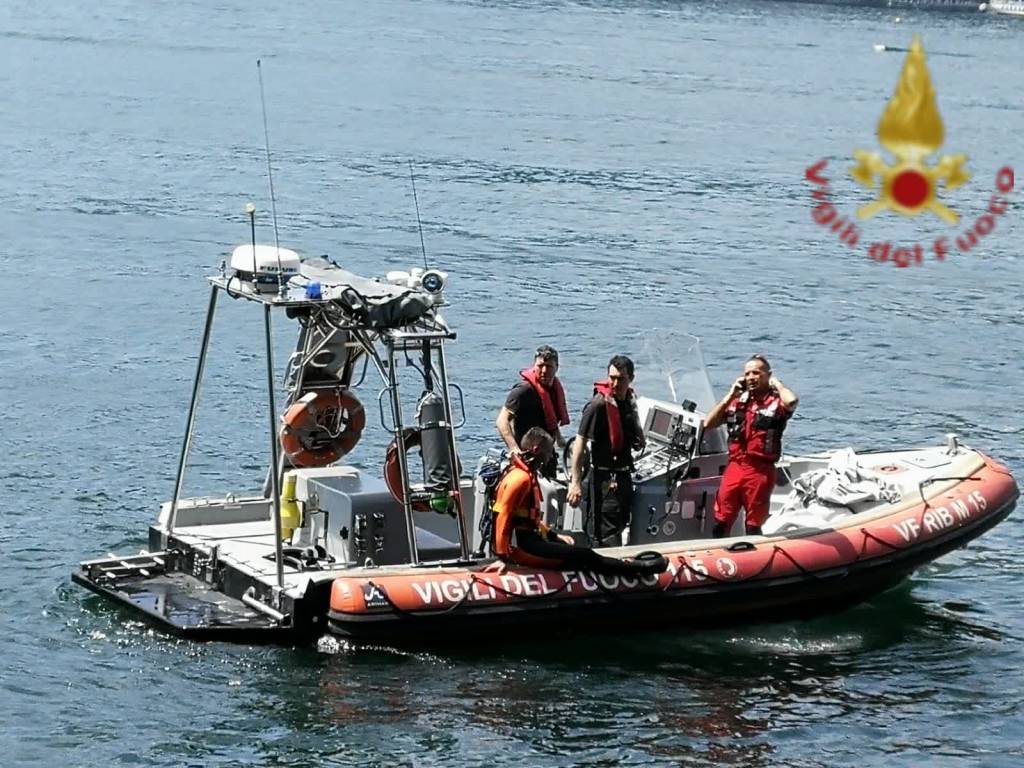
257,59,285,292
408,160,429,270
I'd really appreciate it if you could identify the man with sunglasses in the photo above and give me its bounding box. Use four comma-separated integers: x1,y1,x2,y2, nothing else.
496,344,569,477
704,354,799,538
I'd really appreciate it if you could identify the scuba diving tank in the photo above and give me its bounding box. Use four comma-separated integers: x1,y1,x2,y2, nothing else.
417,391,458,513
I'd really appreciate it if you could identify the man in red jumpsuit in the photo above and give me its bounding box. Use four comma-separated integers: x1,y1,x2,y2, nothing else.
704,354,799,537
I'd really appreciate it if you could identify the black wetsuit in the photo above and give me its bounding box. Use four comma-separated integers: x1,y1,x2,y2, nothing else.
577,393,644,546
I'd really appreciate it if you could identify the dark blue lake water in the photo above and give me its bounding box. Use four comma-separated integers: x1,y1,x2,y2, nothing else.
1,1,1022,765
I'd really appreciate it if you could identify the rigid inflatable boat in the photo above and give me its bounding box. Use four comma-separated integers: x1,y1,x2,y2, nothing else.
73,232,1018,645
327,447,1015,640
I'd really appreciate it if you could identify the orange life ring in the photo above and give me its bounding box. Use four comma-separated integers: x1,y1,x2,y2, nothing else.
384,428,431,511
280,390,365,468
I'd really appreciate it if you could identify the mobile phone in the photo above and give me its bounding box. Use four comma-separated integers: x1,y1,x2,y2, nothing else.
737,380,747,391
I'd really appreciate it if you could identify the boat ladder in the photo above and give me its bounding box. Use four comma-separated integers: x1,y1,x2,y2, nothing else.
79,551,169,586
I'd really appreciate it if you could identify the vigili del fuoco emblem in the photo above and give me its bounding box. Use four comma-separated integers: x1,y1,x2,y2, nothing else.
803,35,1014,268
850,35,969,224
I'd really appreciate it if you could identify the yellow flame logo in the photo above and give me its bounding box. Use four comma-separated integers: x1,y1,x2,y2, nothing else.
850,36,969,224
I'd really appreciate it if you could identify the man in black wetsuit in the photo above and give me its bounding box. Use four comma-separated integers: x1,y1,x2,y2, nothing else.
567,354,645,546
495,344,569,477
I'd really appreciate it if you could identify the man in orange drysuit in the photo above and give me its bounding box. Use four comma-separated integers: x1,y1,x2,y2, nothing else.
492,427,667,576
704,354,799,537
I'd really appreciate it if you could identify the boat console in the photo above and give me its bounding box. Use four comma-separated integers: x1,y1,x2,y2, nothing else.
627,397,730,544
632,399,703,482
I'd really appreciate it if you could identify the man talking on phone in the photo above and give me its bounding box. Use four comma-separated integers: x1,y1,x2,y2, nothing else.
703,354,799,537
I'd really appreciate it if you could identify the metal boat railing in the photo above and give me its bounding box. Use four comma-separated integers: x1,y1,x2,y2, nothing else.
166,269,469,606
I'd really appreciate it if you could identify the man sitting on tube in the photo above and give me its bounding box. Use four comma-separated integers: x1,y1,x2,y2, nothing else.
492,427,667,576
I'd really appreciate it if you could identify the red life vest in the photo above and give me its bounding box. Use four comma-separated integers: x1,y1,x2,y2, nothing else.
593,380,631,458
725,389,791,463
519,368,570,434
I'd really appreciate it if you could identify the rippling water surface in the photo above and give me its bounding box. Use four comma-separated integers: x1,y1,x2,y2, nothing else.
2,1,1022,765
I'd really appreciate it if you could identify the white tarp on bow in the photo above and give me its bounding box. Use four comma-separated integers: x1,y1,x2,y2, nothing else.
763,449,903,535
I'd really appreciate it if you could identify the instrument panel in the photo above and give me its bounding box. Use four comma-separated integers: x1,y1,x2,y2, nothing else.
634,400,705,482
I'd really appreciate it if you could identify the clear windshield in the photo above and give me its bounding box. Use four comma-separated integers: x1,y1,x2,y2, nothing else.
634,330,727,454
634,331,718,412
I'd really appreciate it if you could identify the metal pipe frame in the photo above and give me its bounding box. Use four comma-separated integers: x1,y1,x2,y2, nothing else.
242,587,288,623
384,338,421,565
263,303,286,593
168,285,219,538
435,342,471,560
269,319,315,498
345,328,418,564
344,326,470,566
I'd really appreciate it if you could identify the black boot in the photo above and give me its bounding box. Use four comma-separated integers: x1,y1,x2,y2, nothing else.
712,521,729,538
745,525,763,536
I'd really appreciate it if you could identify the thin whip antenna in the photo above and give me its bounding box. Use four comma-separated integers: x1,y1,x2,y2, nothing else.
257,59,285,291
408,160,429,270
